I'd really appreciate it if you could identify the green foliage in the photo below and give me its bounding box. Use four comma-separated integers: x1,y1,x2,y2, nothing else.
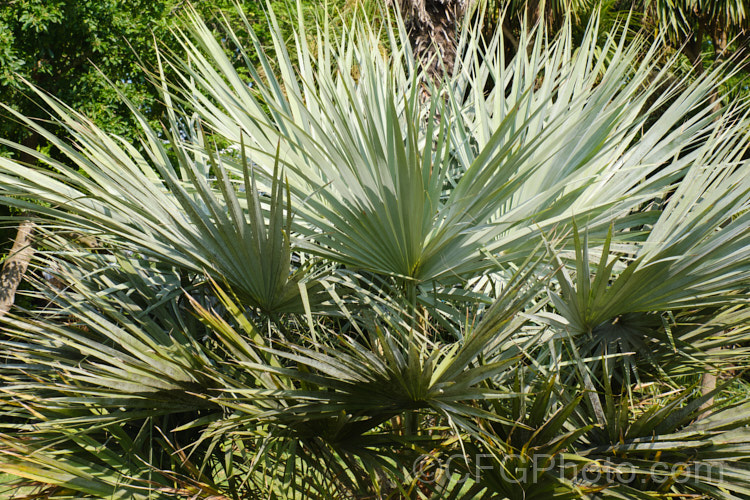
0,0,173,143
0,0,333,148
645,0,749,41
0,2,749,499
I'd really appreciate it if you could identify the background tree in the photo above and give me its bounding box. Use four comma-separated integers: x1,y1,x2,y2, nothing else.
645,0,749,70
0,0,314,149
482,1,748,87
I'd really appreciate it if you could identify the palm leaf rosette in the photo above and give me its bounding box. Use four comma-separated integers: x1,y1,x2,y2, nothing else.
0,2,749,499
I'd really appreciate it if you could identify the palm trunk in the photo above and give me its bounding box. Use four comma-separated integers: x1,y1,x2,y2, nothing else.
392,0,466,79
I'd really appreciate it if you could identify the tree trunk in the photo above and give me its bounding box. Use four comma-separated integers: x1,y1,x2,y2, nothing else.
392,0,466,79
524,0,541,32
709,22,728,113
0,219,35,318
683,26,704,74
698,369,717,420
0,133,40,318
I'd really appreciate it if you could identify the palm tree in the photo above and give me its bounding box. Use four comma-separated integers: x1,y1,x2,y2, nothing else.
646,0,749,69
1,2,750,498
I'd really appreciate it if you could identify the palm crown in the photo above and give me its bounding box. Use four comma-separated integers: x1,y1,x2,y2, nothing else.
1,2,750,499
